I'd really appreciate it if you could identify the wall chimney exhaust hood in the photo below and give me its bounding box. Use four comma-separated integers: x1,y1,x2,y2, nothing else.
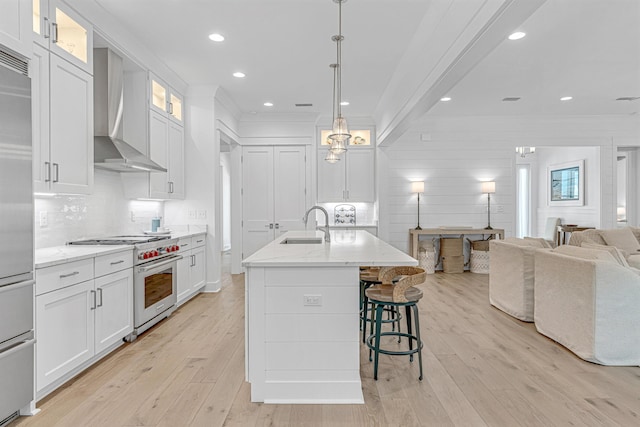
93,48,166,172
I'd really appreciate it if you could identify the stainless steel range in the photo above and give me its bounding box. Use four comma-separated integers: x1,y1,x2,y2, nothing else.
69,235,182,341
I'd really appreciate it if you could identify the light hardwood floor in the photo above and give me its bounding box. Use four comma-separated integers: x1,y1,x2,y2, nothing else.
13,271,640,427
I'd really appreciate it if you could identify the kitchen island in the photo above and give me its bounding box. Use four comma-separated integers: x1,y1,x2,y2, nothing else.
242,230,417,404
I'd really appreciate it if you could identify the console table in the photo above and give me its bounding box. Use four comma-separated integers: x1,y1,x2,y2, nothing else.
409,228,505,258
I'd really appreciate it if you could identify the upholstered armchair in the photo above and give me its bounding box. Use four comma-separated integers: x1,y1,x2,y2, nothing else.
534,247,640,366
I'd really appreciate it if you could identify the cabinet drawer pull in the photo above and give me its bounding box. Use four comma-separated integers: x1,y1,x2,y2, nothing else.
110,260,125,265
59,271,79,279
196,239,204,243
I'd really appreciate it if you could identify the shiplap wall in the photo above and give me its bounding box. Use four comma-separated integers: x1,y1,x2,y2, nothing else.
378,116,640,253
380,130,515,252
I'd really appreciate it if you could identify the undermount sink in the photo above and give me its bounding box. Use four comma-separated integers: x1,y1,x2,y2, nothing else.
280,237,324,245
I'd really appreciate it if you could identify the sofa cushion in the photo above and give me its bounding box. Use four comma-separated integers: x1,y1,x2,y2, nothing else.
600,228,640,254
630,226,640,243
553,245,619,264
581,243,630,267
524,237,553,248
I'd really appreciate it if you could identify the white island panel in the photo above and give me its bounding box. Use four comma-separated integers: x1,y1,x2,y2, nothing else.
244,230,416,404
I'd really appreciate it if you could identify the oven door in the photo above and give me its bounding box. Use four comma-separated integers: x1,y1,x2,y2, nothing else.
134,255,181,328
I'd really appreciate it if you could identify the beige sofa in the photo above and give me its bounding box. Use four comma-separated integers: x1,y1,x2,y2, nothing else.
534,246,640,366
489,238,551,322
568,226,640,269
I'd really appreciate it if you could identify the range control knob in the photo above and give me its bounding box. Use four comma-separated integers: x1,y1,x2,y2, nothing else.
175,245,180,251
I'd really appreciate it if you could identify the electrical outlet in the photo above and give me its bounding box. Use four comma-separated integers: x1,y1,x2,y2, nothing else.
188,210,197,219
39,211,48,227
197,210,207,219
496,205,504,213
130,211,136,222
303,295,322,306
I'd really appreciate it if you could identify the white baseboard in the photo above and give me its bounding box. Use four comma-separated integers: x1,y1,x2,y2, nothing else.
203,280,221,292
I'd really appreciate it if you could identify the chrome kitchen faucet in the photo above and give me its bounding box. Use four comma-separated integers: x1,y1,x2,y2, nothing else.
303,206,331,243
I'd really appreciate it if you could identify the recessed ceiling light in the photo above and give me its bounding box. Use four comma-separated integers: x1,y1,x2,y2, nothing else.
440,97,452,102
264,102,273,107
208,33,225,42
508,32,526,40
560,96,573,101
233,72,245,78
340,101,349,106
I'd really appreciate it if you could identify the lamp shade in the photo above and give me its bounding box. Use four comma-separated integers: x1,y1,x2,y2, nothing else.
481,181,496,194
411,181,425,193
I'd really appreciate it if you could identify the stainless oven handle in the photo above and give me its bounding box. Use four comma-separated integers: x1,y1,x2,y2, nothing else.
138,255,183,272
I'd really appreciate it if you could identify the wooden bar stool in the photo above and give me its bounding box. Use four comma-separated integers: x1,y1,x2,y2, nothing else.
365,266,427,380
360,267,402,343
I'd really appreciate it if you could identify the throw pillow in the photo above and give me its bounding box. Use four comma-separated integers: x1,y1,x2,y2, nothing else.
553,245,619,264
580,243,630,268
600,228,640,254
630,226,640,243
524,237,553,248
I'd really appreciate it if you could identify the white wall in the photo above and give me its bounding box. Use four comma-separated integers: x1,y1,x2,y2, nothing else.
379,115,640,253
534,146,600,234
35,170,163,249
220,152,231,250
380,130,515,253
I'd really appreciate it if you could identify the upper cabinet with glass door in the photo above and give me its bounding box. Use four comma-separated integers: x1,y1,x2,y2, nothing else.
150,73,183,124
33,0,93,74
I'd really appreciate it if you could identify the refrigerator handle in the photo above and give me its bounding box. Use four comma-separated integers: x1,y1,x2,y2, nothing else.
0,339,35,360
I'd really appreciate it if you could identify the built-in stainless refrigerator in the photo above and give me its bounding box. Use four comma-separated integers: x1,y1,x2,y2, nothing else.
0,50,35,426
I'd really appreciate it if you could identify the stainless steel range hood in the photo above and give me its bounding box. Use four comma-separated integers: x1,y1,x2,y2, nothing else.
93,48,166,172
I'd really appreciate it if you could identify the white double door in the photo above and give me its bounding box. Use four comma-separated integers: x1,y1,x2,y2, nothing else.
242,146,308,259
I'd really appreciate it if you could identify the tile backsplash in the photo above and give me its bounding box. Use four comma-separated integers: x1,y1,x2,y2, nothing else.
35,170,164,249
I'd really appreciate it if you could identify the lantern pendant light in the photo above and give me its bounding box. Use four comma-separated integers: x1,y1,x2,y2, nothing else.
328,0,350,148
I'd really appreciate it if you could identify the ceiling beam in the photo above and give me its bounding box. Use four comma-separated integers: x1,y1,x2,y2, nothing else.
375,0,547,147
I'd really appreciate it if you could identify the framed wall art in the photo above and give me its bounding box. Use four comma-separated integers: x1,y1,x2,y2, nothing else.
548,159,584,206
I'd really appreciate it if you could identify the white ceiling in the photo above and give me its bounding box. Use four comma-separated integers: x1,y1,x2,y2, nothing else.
77,0,640,120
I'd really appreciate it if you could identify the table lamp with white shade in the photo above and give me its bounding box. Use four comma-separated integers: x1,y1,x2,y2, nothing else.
411,181,425,230
482,181,496,230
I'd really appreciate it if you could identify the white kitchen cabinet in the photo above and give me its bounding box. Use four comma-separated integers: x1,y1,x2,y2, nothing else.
0,0,32,58
94,268,133,354
242,146,308,259
150,73,183,124
149,111,184,199
32,0,93,74
317,149,375,202
176,235,206,305
32,42,93,194
36,278,95,393
35,250,133,397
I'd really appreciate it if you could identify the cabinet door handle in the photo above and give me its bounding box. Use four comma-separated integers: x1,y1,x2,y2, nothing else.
191,255,195,267
97,288,103,307
43,17,50,39
51,22,58,44
274,223,280,229
169,102,174,115
53,163,59,182
346,190,350,199
169,181,174,193
45,162,51,182
90,290,96,310
59,271,79,279
110,260,125,265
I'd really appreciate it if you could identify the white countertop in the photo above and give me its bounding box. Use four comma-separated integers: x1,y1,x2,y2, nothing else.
36,245,133,269
242,230,417,267
35,227,207,269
